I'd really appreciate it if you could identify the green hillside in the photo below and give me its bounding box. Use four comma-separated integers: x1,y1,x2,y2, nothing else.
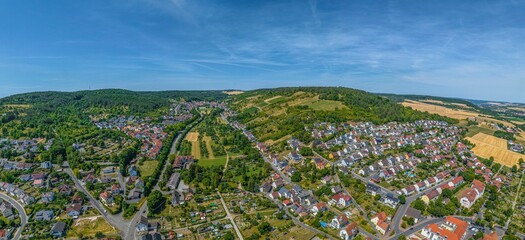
231,87,455,144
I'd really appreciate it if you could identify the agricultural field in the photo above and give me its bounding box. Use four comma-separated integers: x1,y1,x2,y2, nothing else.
402,100,514,127
185,132,201,159
465,125,496,138
185,132,199,142
203,135,215,159
223,90,245,95
466,133,525,167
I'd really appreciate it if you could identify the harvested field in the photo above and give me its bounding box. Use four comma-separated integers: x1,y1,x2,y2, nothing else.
469,132,507,148
509,107,525,112
203,135,214,159
421,100,445,104
223,90,244,95
191,140,201,159
467,133,525,167
402,100,514,127
185,132,199,142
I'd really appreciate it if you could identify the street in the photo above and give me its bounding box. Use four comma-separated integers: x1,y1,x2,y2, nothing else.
64,165,130,237
0,193,27,240
217,191,244,240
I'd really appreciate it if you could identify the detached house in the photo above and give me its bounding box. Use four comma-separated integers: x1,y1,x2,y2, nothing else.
340,222,358,240
311,202,327,216
331,193,352,208
331,214,349,229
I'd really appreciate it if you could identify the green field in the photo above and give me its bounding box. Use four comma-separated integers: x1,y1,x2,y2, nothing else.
466,125,496,138
138,160,159,177
306,99,347,111
197,156,227,167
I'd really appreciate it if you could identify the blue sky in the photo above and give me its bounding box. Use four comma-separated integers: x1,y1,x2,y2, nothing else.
1,0,524,102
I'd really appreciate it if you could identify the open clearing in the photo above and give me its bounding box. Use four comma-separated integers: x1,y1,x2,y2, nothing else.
306,99,347,111
402,100,514,127
466,125,496,138
138,160,159,177
466,133,525,167
185,132,199,142
3,104,32,108
203,135,215,159
69,216,118,238
223,90,244,95
198,155,227,167
183,128,201,159
191,140,201,159
264,95,284,104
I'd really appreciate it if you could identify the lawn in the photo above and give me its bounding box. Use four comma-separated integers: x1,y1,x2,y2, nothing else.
68,216,119,238
138,160,159,177
198,156,227,167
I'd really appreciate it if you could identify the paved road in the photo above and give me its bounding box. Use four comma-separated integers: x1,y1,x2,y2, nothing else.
126,200,149,240
388,177,453,236
217,191,244,240
350,172,399,198
262,155,292,184
389,217,443,239
154,131,184,192
0,193,27,240
333,170,377,238
64,165,129,237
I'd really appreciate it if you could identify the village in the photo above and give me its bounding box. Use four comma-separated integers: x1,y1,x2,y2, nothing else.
0,99,524,240
226,112,525,240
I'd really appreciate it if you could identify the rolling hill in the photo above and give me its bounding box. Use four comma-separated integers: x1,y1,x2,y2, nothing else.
230,87,455,144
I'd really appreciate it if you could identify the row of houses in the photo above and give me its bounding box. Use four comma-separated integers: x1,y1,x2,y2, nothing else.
397,171,452,196
0,182,35,205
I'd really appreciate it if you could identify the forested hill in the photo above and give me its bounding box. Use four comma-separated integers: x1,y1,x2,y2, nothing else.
0,89,228,140
230,87,456,143
1,89,228,114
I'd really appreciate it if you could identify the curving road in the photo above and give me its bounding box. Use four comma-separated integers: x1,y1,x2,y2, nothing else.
64,165,129,237
0,193,28,240
387,176,454,236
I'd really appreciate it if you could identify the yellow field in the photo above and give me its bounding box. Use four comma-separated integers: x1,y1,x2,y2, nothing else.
469,132,508,148
203,135,214,159
223,90,244,95
466,133,525,167
509,107,525,112
402,100,514,127
191,140,201,159
185,132,201,158
185,132,199,142
421,99,445,104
